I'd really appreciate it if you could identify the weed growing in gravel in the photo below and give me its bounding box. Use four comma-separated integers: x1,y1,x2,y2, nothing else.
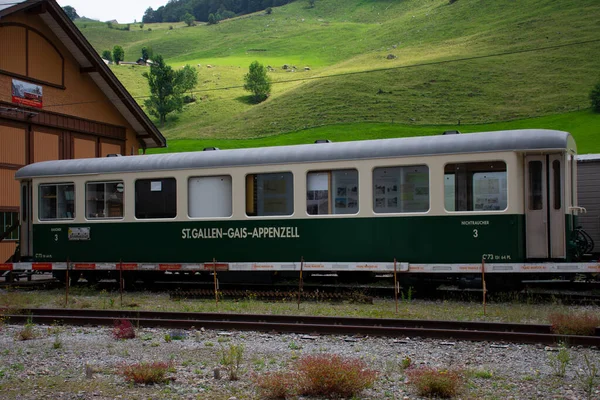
547,343,571,377
295,353,378,398
112,319,135,339
219,343,244,380
468,368,494,379
169,330,186,340
17,319,36,341
122,361,173,384
406,366,464,398
575,353,599,400
548,312,600,336
254,370,297,399
52,334,62,349
401,356,412,370
288,341,302,350
164,334,172,343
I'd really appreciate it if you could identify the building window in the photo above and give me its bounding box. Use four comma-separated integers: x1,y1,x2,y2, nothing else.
39,183,75,220
246,172,293,216
86,181,124,219
1,212,19,240
445,161,507,212
135,178,177,219
373,165,429,213
307,169,358,215
188,176,232,218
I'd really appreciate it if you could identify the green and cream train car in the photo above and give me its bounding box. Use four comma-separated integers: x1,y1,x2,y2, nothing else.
8,129,600,285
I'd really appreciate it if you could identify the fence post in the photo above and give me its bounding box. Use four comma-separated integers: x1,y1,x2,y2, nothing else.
65,258,70,307
213,258,218,307
297,256,304,310
119,259,123,307
481,258,487,315
394,258,398,314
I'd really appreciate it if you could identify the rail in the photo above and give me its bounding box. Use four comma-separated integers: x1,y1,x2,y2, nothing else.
3,308,600,347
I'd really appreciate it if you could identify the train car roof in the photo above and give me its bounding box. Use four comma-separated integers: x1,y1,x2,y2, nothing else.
15,129,574,179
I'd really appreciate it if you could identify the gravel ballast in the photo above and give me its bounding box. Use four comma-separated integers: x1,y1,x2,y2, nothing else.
1,323,599,399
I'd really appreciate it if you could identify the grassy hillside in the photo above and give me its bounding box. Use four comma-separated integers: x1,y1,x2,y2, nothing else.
76,0,600,149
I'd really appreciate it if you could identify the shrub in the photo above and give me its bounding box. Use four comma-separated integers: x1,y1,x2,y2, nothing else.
17,323,35,341
122,361,172,384
547,343,571,377
254,371,296,399
219,343,244,380
295,354,378,398
590,82,600,113
112,319,135,339
406,366,464,398
549,312,600,336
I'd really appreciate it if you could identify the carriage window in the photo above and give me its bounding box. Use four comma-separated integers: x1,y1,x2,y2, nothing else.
529,161,543,211
307,169,358,215
444,161,507,212
188,175,232,218
1,212,19,240
86,181,124,219
246,172,293,216
135,178,176,219
553,160,561,210
373,165,429,213
39,183,75,220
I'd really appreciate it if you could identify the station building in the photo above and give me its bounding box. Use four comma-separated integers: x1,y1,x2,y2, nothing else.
0,0,166,261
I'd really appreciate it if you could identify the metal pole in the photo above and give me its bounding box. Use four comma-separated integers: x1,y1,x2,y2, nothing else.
482,258,487,315
119,259,123,307
394,258,398,314
297,256,304,310
65,258,70,307
213,258,218,307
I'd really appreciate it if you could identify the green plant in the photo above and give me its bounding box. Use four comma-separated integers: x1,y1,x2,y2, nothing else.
401,287,413,302
53,334,62,349
112,319,135,339
122,361,173,384
575,353,599,400
17,319,35,341
406,367,464,398
288,341,302,350
590,82,600,113
169,330,187,340
547,343,571,377
164,334,172,343
244,61,271,103
549,312,600,336
295,354,378,398
219,343,245,381
469,369,494,379
401,356,412,370
254,371,296,399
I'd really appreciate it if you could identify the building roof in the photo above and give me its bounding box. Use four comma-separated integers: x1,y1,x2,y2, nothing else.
577,154,600,162
0,0,166,149
15,129,574,179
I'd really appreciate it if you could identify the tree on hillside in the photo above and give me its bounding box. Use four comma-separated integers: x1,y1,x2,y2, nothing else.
62,6,79,21
101,50,113,62
208,13,218,25
143,55,198,126
244,61,271,103
112,45,124,64
141,46,153,62
591,82,600,113
182,12,196,26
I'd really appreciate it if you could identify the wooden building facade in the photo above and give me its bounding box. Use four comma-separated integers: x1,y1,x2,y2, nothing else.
0,0,166,261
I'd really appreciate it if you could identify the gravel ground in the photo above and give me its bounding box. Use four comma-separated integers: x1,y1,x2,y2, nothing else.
0,322,599,400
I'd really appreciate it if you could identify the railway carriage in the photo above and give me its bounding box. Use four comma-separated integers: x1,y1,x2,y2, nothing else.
7,129,600,286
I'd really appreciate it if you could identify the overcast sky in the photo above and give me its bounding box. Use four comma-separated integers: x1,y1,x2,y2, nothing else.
56,0,167,24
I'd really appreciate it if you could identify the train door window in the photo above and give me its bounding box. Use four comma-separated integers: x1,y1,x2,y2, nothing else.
1,212,19,240
86,181,124,219
552,160,561,210
444,162,507,212
246,172,293,216
135,178,177,219
39,183,75,220
373,165,429,213
528,161,543,210
188,175,232,218
307,169,358,215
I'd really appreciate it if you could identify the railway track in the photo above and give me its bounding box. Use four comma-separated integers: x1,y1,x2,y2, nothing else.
3,308,600,347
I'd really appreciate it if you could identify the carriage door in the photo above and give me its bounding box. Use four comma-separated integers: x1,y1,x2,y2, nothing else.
525,155,565,259
19,181,33,259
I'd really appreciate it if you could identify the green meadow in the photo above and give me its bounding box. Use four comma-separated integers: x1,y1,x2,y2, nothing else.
75,0,600,153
